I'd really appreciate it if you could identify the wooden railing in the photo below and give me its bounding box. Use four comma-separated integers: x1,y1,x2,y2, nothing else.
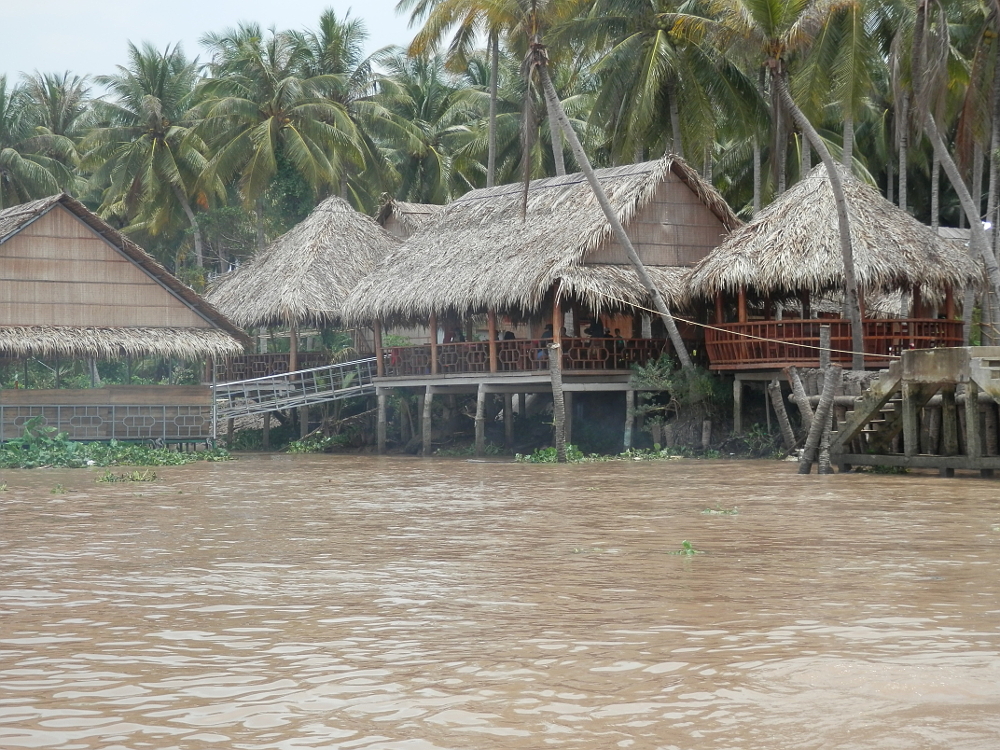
705,318,964,370
384,337,670,378
214,353,330,382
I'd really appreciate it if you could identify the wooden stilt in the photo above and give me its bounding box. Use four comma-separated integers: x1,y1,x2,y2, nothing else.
374,321,385,377
733,377,744,435
965,382,982,459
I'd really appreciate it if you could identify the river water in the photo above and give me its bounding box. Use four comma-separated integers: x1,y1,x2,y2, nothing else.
2,455,999,749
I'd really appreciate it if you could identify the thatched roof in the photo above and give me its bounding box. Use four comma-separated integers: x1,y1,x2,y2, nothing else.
0,194,249,359
376,198,445,239
208,196,400,329
688,163,981,300
344,157,739,325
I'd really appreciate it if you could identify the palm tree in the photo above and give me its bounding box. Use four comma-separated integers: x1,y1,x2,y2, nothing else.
195,22,363,247
676,0,866,369
375,50,481,203
81,43,217,267
21,71,91,140
0,76,76,208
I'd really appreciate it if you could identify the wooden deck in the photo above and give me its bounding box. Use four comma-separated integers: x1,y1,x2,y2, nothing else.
705,318,964,371
384,337,669,378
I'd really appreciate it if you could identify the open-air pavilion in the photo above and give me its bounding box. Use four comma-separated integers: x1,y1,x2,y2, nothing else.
207,195,400,381
688,163,981,373
343,156,741,454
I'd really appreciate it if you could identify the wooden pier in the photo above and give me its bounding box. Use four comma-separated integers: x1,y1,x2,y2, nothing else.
829,347,1000,477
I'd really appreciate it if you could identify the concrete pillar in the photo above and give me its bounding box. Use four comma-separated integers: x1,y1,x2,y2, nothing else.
941,385,959,456
624,389,635,450
902,381,919,457
965,381,982,459
422,386,434,456
504,393,514,450
377,389,387,454
475,384,487,457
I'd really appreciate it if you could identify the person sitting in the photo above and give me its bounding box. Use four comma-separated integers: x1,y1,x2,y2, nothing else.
584,319,604,338
541,323,554,339
503,330,516,340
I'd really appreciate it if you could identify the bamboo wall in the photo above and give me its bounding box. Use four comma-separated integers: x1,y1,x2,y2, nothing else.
0,206,211,328
585,174,728,267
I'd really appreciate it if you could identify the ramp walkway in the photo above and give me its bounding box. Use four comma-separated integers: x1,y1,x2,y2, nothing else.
213,358,377,419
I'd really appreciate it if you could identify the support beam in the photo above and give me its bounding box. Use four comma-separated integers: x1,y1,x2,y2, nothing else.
488,310,498,374
714,292,724,324
429,313,439,375
289,324,299,373
475,384,486,457
422,386,434,456
945,286,956,320
374,321,385,377
738,287,747,323
377,389,387,454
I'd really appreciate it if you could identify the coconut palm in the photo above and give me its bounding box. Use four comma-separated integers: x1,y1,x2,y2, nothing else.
81,43,218,268
0,76,77,209
674,0,866,369
195,22,364,246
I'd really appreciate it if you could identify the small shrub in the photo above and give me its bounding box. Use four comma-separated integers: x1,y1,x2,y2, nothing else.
97,469,157,483
668,540,704,556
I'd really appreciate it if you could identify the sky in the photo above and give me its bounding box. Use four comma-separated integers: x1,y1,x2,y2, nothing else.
0,0,420,82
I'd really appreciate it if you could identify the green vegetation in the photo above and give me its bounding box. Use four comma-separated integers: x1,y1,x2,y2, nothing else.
0,417,231,469
97,469,157,482
669,540,704,556
0,1,992,285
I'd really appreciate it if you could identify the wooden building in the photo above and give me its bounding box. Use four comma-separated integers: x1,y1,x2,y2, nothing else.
0,193,249,442
686,164,980,431
343,156,741,454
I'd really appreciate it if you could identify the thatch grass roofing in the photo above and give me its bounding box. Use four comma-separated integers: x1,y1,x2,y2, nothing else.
375,198,445,239
345,157,738,325
688,163,981,300
208,196,399,329
0,194,250,359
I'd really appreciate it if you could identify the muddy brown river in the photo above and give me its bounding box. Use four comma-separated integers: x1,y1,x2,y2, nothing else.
2,455,999,749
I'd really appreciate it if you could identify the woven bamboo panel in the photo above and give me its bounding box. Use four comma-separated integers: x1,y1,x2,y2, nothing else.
586,176,728,266
0,209,209,328
1,386,211,407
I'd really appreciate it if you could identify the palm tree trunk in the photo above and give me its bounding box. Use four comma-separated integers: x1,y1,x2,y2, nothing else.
173,184,204,268
919,108,1000,307
931,151,940,229
753,137,761,214
549,342,567,462
774,71,864,371
668,82,683,158
544,87,566,176
539,64,693,369
487,29,499,188
899,93,909,211
842,115,853,167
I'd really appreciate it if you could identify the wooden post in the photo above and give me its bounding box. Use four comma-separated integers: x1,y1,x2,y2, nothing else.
965,381,982,459
944,286,955,319
800,290,811,319
289,324,299,373
504,393,514,450
911,284,922,318
428,314,439,375
374,321,385,377
941,385,959,456
549,343,567,462
488,310,498,374
518,393,526,418
377,389,387,454
714,291,724,324
624,389,635,450
475,384,486,457
422,386,434,456
738,287,748,323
